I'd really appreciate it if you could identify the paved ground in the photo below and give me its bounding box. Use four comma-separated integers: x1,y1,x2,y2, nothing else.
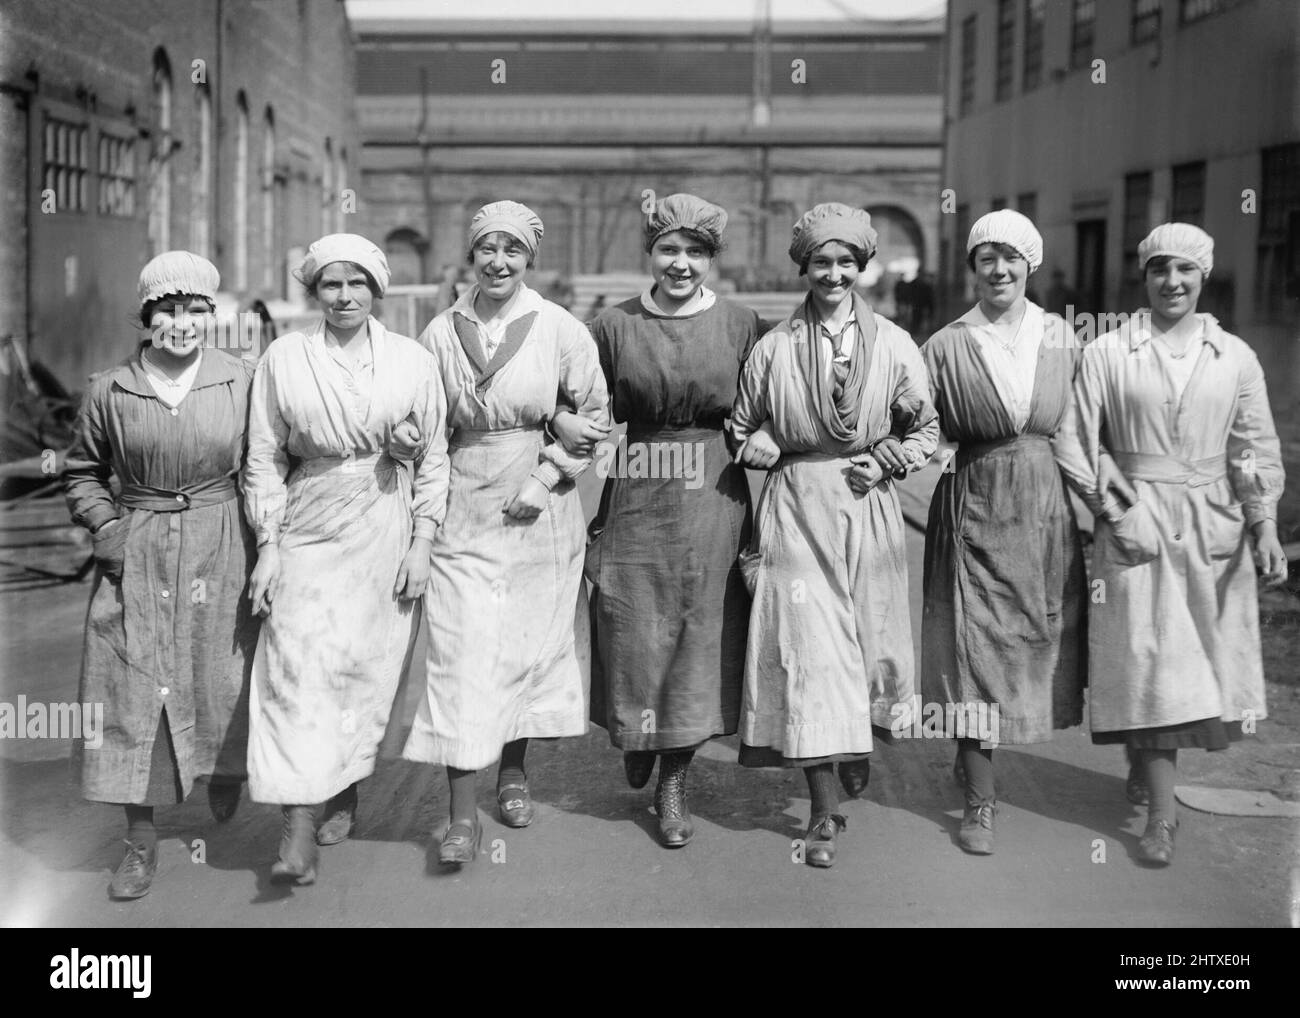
1,462,1297,927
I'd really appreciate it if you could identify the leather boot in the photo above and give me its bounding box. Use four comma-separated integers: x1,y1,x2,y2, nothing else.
652,753,694,848
271,805,318,885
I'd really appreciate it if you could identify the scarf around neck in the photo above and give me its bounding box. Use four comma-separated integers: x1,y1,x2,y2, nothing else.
795,289,877,441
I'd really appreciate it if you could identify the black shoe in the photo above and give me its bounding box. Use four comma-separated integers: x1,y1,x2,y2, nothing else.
438,816,482,866
623,751,656,790
270,806,318,885
837,758,871,798
497,781,535,828
1138,818,1176,866
317,783,358,846
653,755,694,848
804,814,847,868
207,780,243,823
958,796,996,855
109,840,158,900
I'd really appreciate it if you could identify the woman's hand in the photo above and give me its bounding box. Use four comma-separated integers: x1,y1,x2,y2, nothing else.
1098,456,1138,511
248,544,281,617
395,536,433,599
870,436,908,477
847,454,885,494
735,426,781,469
91,517,128,580
551,411,611,457
1251,520,1289,586
389,417,422,462
504,477,549,520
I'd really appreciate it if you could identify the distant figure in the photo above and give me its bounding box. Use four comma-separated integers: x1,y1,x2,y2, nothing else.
893,274,915,328
909,271,936,338
433,263,460,316
1044,268,1079,320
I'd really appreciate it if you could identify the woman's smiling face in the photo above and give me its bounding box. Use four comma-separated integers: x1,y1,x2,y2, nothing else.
649,230,713,306
472,232,529,302
1144,256,1203,326
149,295,214,359
971,242,1028,312
806,241,860,313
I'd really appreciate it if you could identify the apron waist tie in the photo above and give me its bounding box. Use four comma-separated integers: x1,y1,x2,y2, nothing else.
956,432,1050,469
1111,451,1226,487
118,476,238,512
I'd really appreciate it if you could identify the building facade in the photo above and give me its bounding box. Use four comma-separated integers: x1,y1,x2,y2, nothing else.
352,12,945,293
942,0,1299,383
0,0,359,385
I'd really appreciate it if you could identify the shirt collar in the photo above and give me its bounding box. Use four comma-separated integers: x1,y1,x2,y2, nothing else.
110,346,240,397
640,285,716,318
453,281,543,328
1127,311,1218,353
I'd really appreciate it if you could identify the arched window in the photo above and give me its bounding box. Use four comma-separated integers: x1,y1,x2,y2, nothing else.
233,91,249,291
384,227,427,287
322,137,333,237
190,82,212,257
262,106,276,291
148,48,172,255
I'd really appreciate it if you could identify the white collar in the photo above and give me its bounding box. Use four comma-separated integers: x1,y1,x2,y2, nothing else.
640,285,716,318
454,282,543,327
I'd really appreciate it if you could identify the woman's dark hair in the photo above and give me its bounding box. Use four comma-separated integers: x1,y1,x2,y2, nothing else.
139,294,216,329
304,261,381,300
798,241,870,277
966,241,1026,273
646,227,723,258
467,232,536,269
1141,254,1204,280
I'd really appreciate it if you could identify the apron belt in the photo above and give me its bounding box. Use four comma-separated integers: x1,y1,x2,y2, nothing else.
118,476,237,512
1111,451,1225,487
956,432,1050,470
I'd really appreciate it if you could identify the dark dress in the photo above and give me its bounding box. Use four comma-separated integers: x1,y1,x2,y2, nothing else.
920,312,1086,744
64,348,260,805
586,294,760,751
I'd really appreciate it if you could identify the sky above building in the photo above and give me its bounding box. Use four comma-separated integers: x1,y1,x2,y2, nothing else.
345,0,946,27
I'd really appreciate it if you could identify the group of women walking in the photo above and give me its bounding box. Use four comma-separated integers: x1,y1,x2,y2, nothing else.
65,191,1286,900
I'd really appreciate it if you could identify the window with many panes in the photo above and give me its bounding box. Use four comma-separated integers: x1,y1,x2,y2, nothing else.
1257,142,1300,321
42,115,89,213
1022,0,1045,92
1122,171,1153,305
97,133,135,217
959,14,977,115
1171,161,1206,226
1132,0,1162,43
995,0,1016,101
1181,0,1243,25
1070,0,1096,70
